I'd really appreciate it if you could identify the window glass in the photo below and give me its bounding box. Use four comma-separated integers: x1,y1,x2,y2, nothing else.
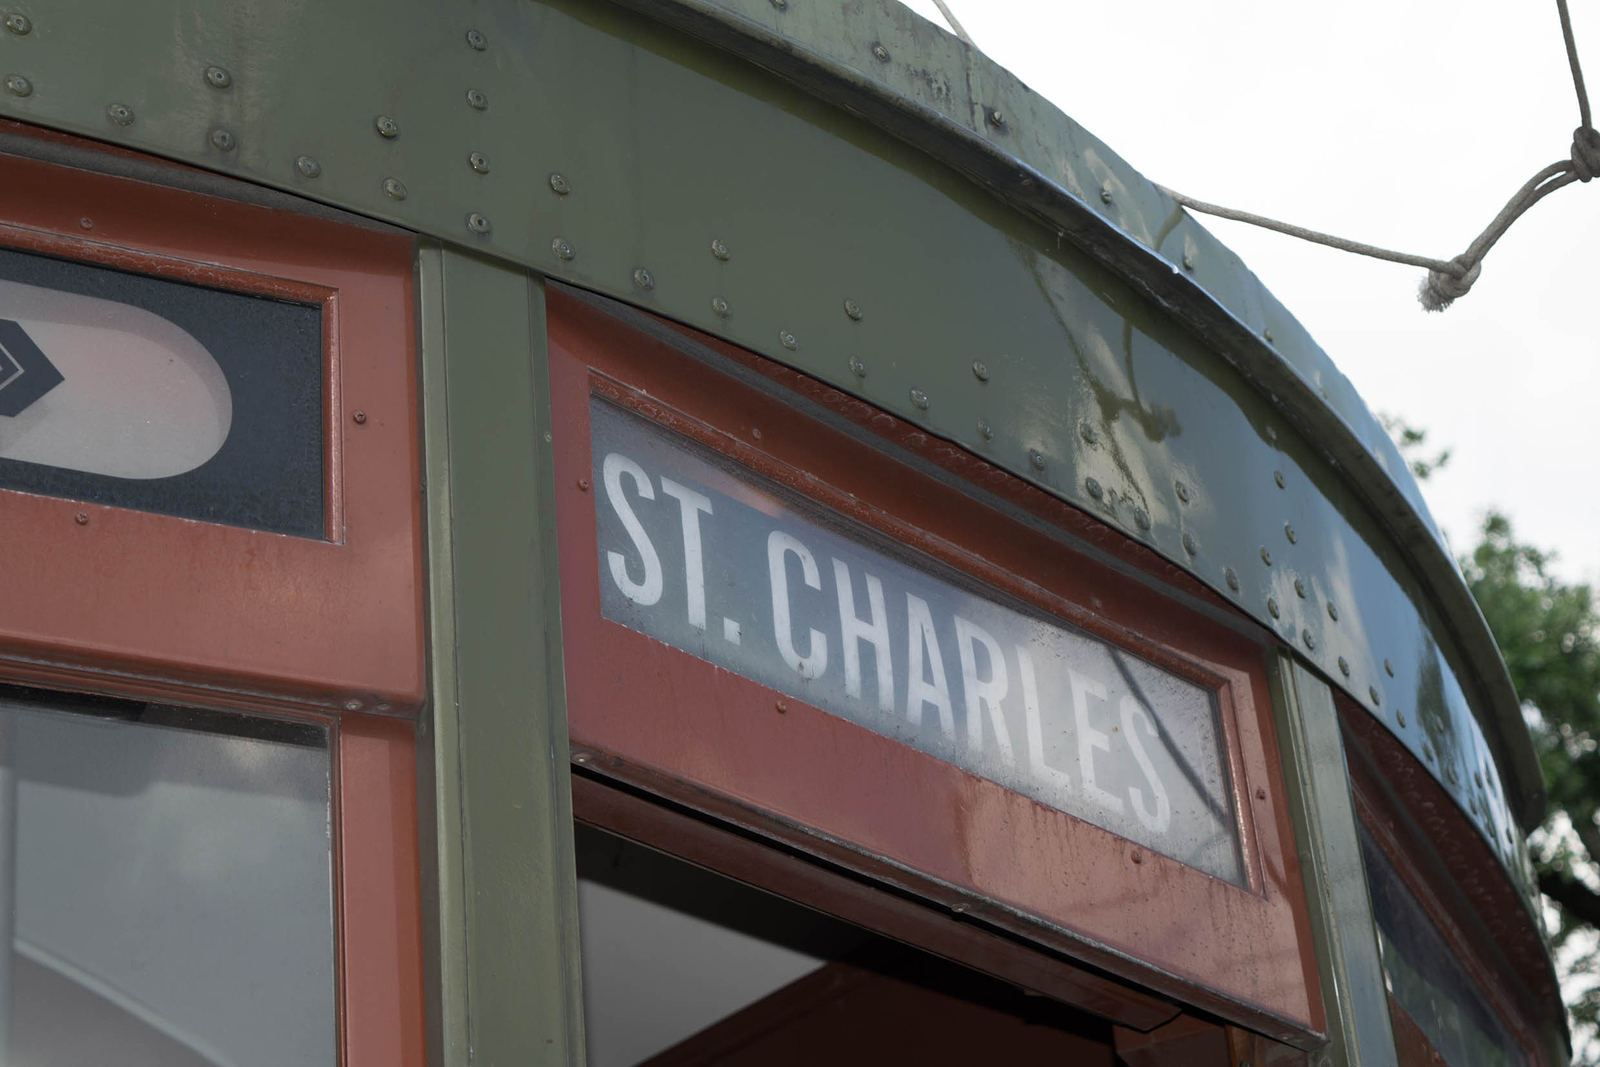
1,691,335,1066
0,247,324,537
1358,824,1523,1067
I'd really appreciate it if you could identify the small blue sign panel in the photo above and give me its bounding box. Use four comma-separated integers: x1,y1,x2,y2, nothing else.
591,399,1245,885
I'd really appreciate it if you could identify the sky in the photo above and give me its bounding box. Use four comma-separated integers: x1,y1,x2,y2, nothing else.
900,0,1600,585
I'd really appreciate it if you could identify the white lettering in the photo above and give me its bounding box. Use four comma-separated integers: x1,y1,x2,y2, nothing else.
768,531,827,679
1069,669,1124,814
833,560,894,711
1121,697,1172,833
603,453,662,606
659,478,713,630
1018,647,1072,792
955,617,1014,765
906,594,955,740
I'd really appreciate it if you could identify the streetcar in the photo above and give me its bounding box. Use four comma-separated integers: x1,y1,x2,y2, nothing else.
0,0,1566,1063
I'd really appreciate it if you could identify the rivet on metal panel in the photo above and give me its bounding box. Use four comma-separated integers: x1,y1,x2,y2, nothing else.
1028,449,1045,472
1130,849,1143,865
105,102,134,126
769,0,787,9
1267,597,1280,620
204,65,232,89
573,752,591,764
465,88,488,111
295,155,322,178
1369,686,1381,706
972,360,990,382
1256,788,1267,801
1174,479,1190,503
78,217,92,230
1273,470,1285,489
1475,771,1483,789
848,356,866,377
1077,423,1097,447
871,43,890,62
352,410,367,424
1266,425,1278,444
1424,744,1435,762
1284,523,1297,544
465,28,487,50
74,511,88,525
977,419,993,440
711,296,730,318
1260,547,1272,566
577,478,590,491
1327,601,1339,622
1338,656,1350,676
466,213,492,236
909,388,929,410
1385,659,1395,677
1396,708,1407,728
1302,630,1316,651
549,173,571,195
382,177,408,201
1447,766,1459,785
374,114,399,139
1132,507,1150,531
711,238,730,260
3,74,30,98
775,700,787,714
1293,577,1307,598
1181,532,1197,556
1181,253,1193,271
469,151,490,174
209,128,236,152
844,298,863,321
1099,181,1113,205
780,331,799,351
1264,330,1275,344
1224,567,1240,592
632,267,654,291
344,699,363,712
1086,477,1104,501
552,237,575,260
986,107,1005,128
4,13,30,34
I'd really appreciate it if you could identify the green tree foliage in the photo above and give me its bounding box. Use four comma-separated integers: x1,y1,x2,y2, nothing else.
1389,418,1600,1040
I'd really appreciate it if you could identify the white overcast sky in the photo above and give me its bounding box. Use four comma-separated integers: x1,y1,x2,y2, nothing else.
901,0,1600,584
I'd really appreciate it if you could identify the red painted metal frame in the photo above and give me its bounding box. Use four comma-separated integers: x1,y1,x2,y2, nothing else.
0,137,424,716
549,290,1324,1043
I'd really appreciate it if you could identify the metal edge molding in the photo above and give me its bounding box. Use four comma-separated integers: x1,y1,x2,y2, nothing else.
0,0,1541,903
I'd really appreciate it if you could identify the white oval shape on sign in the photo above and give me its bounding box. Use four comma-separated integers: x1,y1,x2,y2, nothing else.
0,278,233,479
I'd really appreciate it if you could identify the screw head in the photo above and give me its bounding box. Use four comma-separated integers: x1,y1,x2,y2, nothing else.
1076,422,1096,446
710,238,730,260
204,65,232,89
106,102,134,125
711,296,730,317
1086,477,1104,502
465,88,487,110
295,155,322,178
1224,567,1240,592
549,172,571,195
552,237,575,260
972,360,990,381
1260,546,1272,566
1267,598,1280,619
382,177,408,200
977,419,993,441
872,43,890,61
909,388,929,410
74,511,89,525
344,698,362,712
1028,449,1046,472
848,356,866,377
352,410,368,424
1338,656,1350,676
577,478,591,491
1256,788,1267,801
1174,479,1190,503
4,73,30,97
209,127,236,151
469,151,490,174
844,298,863,321
986,107,1004,127
1264,329,1275,343
1130,849,1143,865
632,266,654,290
78,217,92,229
375,114,399,138
1181,253,1193,271
779,331,799,351
1327,601,1339,622
466,212,492,235
1284,523,1297,544
1302,629,1316,651
1182,532,1197,556
1099,181,1114,204
5,13,30,34
466,28,487,49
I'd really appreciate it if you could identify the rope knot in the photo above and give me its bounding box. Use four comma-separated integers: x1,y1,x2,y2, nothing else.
1573,126,1600,181
1418,255,1482,313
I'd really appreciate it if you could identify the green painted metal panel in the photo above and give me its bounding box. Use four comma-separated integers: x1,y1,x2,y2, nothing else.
0,0,1538,912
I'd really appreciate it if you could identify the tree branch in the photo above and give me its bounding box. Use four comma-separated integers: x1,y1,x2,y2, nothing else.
1540,869,1600,928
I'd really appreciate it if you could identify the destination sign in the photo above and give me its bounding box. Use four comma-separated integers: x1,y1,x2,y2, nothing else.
591,400,1244,884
